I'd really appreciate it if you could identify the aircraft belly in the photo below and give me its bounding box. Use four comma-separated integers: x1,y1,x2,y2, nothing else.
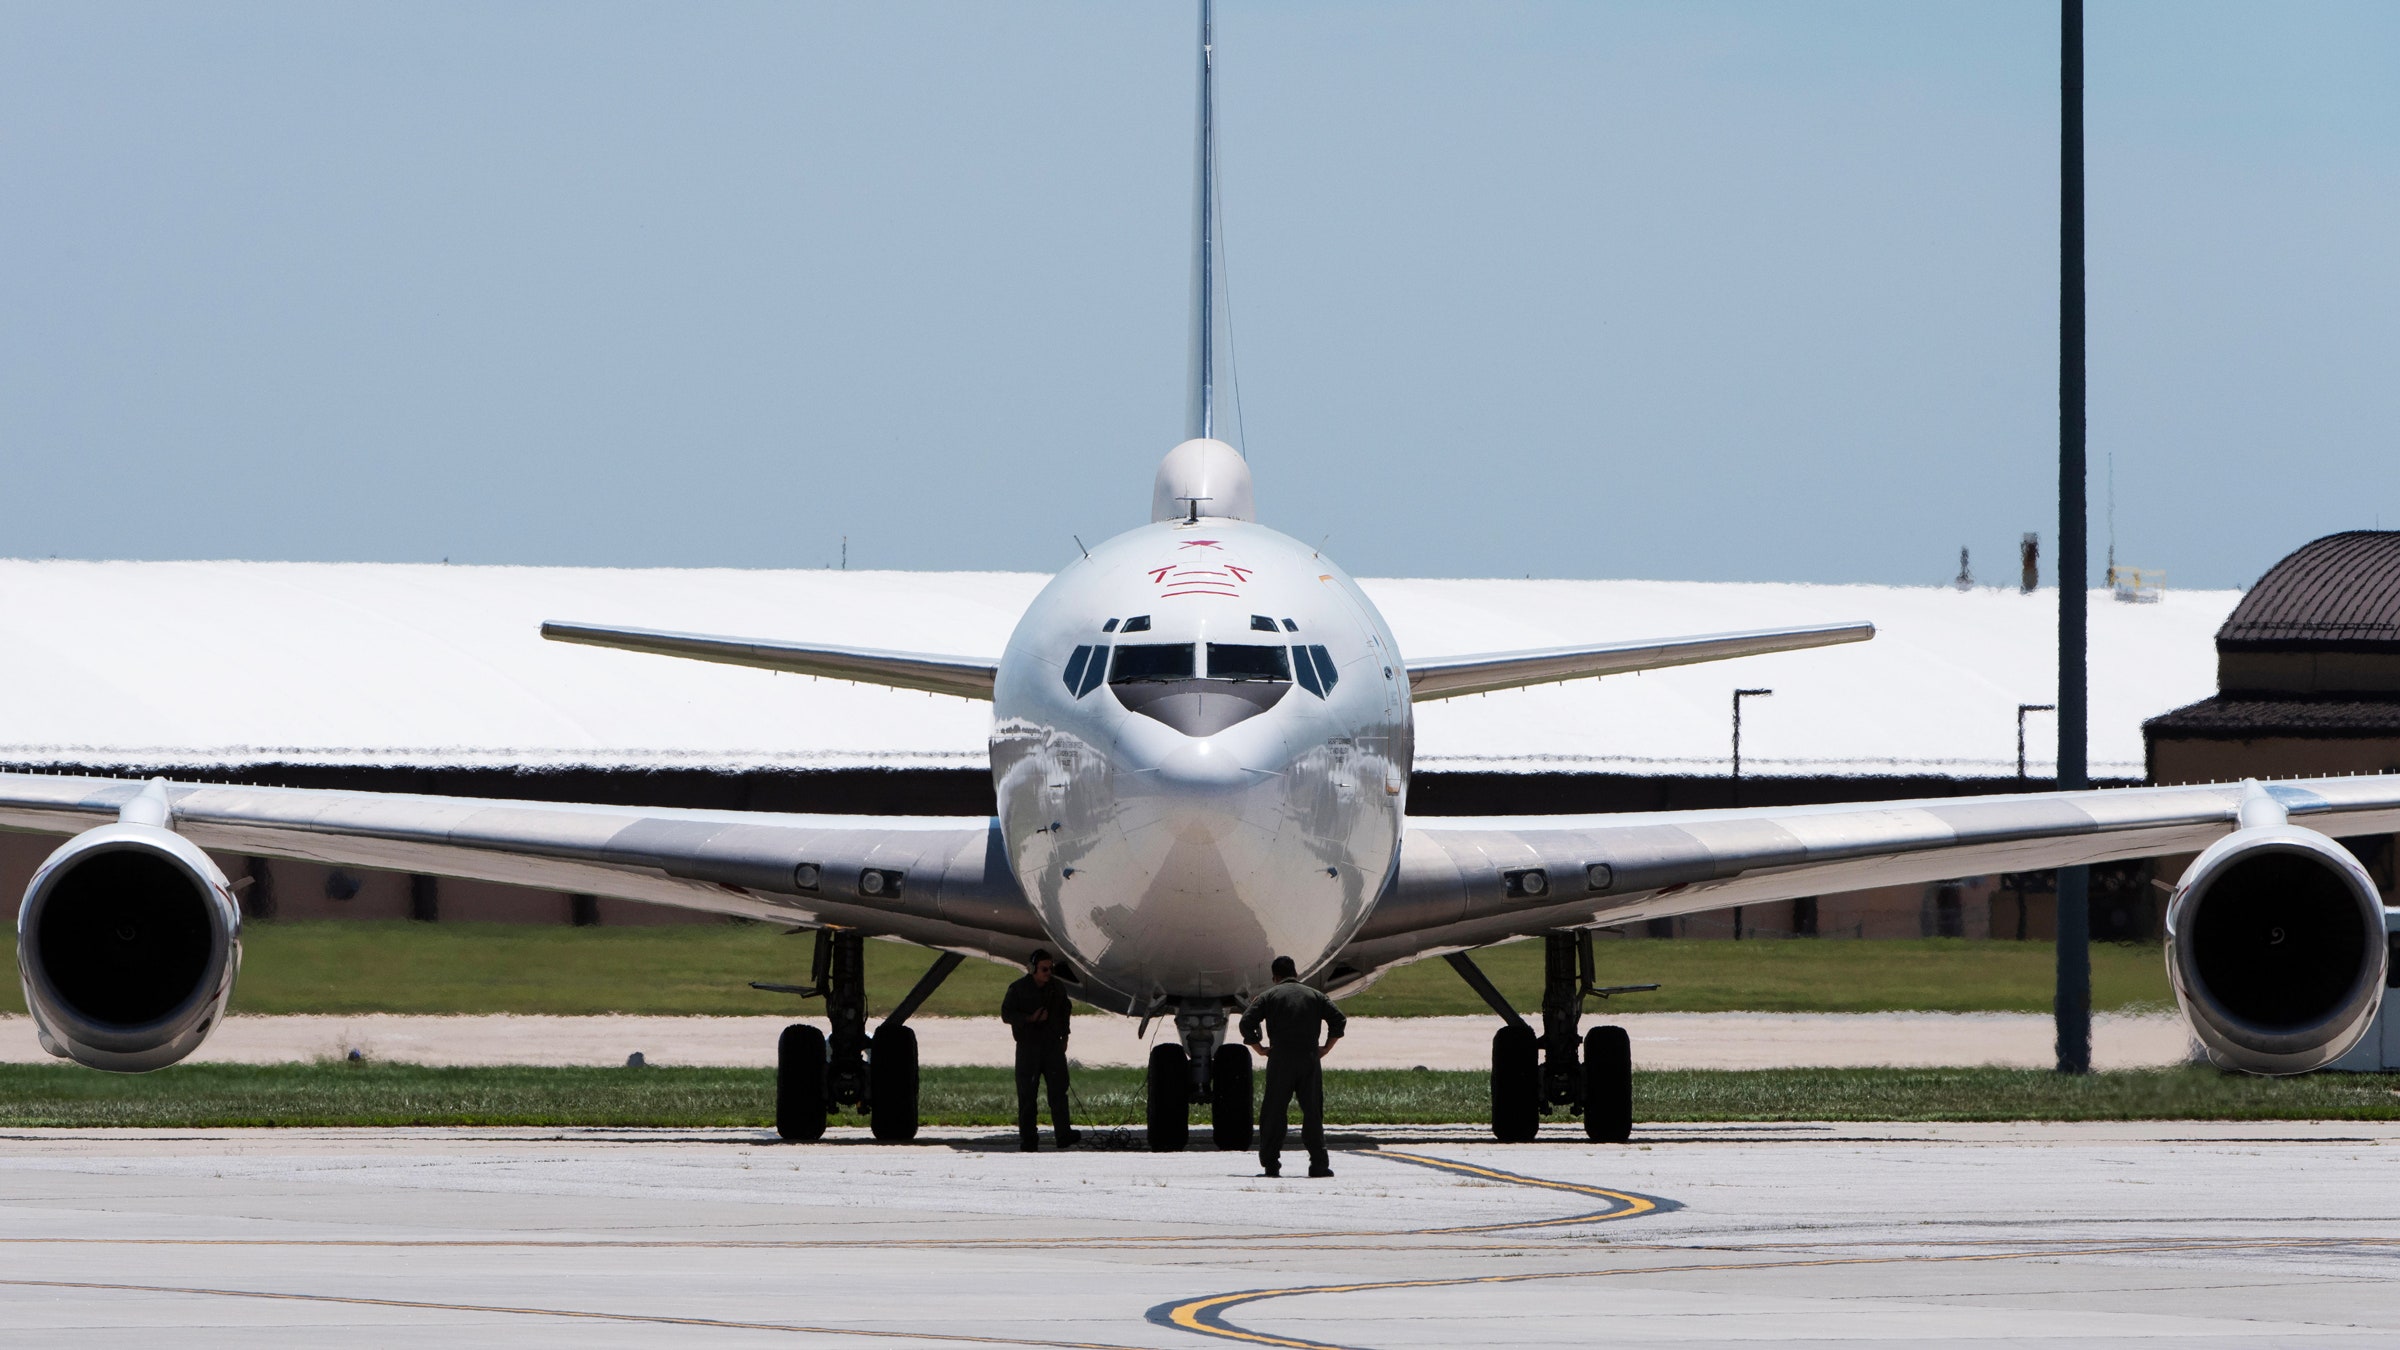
1055,817,1340,1000
1014,746,1392,1001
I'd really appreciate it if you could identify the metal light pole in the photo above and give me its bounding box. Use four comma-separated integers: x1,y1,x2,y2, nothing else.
2055,0,2093,1075
2017,703,2056,780
1730,688,1772,940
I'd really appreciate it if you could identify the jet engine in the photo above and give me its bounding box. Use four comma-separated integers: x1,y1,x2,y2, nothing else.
2165,823,2388,1075
16,822,242,1072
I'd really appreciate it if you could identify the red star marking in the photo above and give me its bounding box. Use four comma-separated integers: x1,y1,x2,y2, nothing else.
1180,539,1222,549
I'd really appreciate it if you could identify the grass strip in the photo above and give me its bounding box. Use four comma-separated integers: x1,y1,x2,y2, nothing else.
0,925,2178,1017
0,1062,2389,1129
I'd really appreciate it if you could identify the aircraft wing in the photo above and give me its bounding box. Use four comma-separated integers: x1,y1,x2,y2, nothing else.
541,621,998,700
1340,775,2400,971
0,772,1056,979
1403,622,1874,700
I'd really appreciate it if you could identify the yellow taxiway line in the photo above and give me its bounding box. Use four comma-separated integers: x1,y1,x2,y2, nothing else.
1151,1236,2400,1350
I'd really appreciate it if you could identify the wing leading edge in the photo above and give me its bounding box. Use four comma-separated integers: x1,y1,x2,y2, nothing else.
541,621,998,700
0,773,1066,990
1343,776,2400,971
1403,622,1874,700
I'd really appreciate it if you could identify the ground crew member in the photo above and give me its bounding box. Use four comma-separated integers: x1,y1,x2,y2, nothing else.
1001,949,1079,1152
1239,955,1346,1177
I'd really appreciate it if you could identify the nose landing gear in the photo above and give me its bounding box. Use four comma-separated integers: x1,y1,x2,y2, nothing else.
1143,1001,1253,1152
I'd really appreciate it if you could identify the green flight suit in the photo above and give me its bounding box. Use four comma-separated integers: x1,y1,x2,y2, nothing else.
1001,973,1074,1146
1239,979,1347,1171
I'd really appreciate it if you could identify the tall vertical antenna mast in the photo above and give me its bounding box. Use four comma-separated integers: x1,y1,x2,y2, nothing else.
1187,0,1218,443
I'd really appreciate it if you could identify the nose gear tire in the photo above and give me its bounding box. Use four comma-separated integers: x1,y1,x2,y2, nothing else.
1210,1042,1254,1150
1147,1042,1191,1152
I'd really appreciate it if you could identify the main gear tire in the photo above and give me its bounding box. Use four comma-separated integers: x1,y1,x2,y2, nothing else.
776,1023,828,1143
1583,1024,1633,1144
1147,1043,1191,1153
1210,1043,1254,1151
1491,1023,1540,1143
869,1024,920,1142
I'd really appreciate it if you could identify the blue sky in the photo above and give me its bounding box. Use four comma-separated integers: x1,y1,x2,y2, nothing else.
3,1,2392,586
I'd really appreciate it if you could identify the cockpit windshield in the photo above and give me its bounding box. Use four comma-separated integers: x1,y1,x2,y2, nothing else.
1109,643,1195,683
1205,643,1290,683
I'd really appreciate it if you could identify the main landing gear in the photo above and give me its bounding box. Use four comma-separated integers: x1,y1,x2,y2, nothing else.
758,930,963,1143
1445,931,1654,1143
1143,1001,1253,1153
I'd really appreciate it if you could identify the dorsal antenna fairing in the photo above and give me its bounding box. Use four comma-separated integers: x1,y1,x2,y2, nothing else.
1185,0,1224,448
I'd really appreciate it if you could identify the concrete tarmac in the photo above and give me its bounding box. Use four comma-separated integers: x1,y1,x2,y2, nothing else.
2,1120,2394,1347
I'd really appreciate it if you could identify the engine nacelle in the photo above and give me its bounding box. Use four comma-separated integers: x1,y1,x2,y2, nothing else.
17,823,242,1072
2165,824,2389,1075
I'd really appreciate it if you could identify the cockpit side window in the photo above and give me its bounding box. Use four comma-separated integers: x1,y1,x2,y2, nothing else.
1291,645,1323,697
1281,618,1298,632
1120,615,1151,633
1308,645,1339,692
1110,643,1194,682
1078,649,1108,696
1063,645,1094,697
1250,615,1278,632
1102,618,1120,633
1206,643,1290,683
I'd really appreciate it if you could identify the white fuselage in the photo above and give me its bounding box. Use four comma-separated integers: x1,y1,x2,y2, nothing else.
989,516,1410,1010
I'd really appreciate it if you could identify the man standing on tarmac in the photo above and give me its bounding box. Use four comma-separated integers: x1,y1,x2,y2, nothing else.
1239,955,1346,1177
1001,949,1079,1153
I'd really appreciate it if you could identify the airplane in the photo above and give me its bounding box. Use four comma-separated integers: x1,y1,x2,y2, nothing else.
6,2,2393,1150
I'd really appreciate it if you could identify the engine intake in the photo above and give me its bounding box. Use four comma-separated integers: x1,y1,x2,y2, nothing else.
17,823,242,1072
2166,823,2388,1075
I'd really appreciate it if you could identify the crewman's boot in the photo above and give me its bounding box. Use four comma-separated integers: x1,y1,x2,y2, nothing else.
1020,1133,1040,1153
1260,1155,1280,1178
1057,1127,1082,1148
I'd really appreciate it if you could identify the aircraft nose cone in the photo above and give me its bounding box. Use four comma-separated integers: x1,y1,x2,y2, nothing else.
1151,740,1255,795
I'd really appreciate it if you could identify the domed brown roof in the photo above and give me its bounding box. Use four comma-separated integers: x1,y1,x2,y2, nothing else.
2219,531,2400,651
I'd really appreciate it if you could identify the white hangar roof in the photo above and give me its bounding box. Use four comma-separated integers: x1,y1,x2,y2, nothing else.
0,560,2234,780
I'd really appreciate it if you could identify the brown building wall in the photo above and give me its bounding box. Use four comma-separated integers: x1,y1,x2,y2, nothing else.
2149,735,2400,787
1653,878,2004,941
2145,735,2400,908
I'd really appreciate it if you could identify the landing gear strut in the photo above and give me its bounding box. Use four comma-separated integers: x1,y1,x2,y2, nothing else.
1144,1001,1250,1152
1446,933,1653,1143
759,930,961,1143
824,930,871,1118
